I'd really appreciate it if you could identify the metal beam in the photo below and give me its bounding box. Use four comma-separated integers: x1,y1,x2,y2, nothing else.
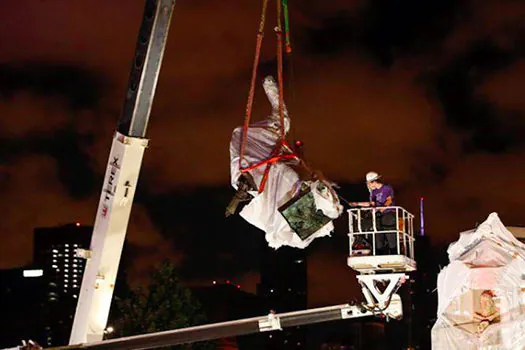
69,0,176,344
117,0,176,137
52,302,401,350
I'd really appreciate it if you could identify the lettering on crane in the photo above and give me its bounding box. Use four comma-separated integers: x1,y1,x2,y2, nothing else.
101,156,121,217
124,181,131,198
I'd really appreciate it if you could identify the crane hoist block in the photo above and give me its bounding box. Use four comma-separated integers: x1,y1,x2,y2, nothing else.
278,182,333,240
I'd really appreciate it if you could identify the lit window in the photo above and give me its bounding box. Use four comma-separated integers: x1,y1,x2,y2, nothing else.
52,249,58,253
65,244,69,247
270,289,274,293
73,295,78,298
73,284,78,288
52,265,58,269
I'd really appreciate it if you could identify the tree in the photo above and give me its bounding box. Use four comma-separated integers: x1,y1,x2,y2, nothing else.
110,260,215,350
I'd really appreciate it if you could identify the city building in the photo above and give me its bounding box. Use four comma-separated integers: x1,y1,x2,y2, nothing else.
33,223,93,347
0,267,46,347
257,246,307,349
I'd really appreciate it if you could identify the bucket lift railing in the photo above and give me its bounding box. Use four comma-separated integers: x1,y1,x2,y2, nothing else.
348,206,415,259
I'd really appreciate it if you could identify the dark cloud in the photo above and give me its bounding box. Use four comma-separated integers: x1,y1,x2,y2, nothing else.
139,187,265,280
301,0,465,64
0,62,107,109
424,39,525,152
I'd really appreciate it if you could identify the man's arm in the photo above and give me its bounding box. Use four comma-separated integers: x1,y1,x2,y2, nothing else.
379,196,393,212
350,201,374,207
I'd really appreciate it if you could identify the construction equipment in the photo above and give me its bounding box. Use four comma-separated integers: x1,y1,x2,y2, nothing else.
3,1,418,348
69,0,176,345
44,206,415,350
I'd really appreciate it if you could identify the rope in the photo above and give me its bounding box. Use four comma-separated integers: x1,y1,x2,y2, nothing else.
282,0,292,53
276,0,286,141
238,0,269,169
238,0,297,194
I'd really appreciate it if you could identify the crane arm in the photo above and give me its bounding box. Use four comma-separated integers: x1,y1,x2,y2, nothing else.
49,299,402,350
69,0,176,344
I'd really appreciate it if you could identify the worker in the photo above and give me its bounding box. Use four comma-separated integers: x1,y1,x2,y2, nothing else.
351,172,397,255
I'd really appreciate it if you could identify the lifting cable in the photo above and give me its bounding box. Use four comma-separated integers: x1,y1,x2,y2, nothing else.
238,0,297,194
238,0,269,172
282,0,292,54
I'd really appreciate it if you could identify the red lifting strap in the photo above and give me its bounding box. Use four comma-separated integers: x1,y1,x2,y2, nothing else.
238,0,292,194
238,0,268,170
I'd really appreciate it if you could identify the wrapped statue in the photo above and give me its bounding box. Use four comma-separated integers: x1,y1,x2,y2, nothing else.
432,213,525,349
227,76,343,249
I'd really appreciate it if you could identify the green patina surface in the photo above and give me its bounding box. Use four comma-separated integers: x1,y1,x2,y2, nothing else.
279,188,332,240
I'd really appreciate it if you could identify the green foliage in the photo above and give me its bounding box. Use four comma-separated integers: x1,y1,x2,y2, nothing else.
111,260,216,350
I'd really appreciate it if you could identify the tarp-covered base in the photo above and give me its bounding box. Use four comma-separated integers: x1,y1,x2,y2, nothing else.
431,213,525,350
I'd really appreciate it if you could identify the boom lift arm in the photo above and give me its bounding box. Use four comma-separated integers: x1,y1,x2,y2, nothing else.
51,275,406,350
69,0,176,344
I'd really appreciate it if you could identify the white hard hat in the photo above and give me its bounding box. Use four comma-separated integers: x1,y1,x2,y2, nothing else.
366,171,381,182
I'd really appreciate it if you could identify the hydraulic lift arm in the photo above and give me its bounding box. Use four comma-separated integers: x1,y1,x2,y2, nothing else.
69,0,176,344
50,298,403,350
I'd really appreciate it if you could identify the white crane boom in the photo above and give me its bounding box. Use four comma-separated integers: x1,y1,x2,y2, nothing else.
69,0,176,344
49,282,405,350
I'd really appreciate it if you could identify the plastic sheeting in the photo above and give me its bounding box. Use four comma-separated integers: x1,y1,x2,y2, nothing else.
431,213,525,350
229,76,342,249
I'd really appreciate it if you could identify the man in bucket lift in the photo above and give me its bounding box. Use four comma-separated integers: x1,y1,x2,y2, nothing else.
351,172,397,255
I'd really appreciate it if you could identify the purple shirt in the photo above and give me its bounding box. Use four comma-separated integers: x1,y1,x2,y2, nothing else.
370,184,395,211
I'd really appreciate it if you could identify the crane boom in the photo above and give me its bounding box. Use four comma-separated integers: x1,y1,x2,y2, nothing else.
49,299,403,350
69,0,176,344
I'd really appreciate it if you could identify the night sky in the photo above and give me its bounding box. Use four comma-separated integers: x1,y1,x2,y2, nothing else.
1,0,525,307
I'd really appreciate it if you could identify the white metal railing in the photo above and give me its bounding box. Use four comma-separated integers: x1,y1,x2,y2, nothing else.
347,206,415,259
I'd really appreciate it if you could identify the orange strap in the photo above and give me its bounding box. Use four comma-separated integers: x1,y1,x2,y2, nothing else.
238,0,269,169
238,0,291,193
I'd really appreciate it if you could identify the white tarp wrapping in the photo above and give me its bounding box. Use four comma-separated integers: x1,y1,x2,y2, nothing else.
431,213,525,350
229,76,342,249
